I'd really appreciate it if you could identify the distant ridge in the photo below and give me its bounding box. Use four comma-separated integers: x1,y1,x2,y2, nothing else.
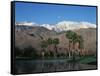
15,21,96,32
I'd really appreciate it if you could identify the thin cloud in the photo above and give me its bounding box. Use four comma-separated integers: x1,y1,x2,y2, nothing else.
57,16,62,19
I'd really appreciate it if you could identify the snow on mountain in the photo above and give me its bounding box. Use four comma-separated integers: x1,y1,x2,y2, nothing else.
79,22,96,28
41,24,55,30
15,21,96,32
15,22,38,26
55,21,79,31
41,21,96,32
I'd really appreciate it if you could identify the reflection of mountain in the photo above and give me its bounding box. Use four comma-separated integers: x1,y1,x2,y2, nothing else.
15,21,97,55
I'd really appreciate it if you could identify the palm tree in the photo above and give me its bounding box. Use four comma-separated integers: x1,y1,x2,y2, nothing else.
47,38,53,45
66,30,84,60
78,35,84,49
77,35,84,56
71,34,84,59
66,30,75,59
53,38,59,58
73,33,80,50
47,38,53,51
40,40,48,58
71,32,78,60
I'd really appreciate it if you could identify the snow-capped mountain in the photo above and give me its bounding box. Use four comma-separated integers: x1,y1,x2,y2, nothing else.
41,24,55,30
41,21,96,32
15,21,96,32
15,22,38,32
15,22,38,26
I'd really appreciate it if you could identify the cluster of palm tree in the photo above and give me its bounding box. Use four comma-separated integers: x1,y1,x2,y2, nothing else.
66,30,84,60
16,30,84,60
40,38,59,58
40,30,84,59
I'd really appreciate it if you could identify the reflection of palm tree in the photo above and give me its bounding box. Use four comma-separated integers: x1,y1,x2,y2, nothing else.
53,38,59,58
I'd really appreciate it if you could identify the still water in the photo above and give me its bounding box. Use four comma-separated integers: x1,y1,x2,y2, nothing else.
15,59,96,74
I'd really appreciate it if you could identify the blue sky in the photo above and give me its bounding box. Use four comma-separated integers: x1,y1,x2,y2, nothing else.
15,2,97,25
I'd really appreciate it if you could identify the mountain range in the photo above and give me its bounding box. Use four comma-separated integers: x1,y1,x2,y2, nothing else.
15,21,96,32
15,21,97,55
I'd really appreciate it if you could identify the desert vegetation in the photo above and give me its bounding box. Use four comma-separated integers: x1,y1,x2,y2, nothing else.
15,29,97,65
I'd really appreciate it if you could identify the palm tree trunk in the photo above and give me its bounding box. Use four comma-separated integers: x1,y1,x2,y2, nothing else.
54,45,57,58
68,41,71,59
42,48,45,59
72,42,75,61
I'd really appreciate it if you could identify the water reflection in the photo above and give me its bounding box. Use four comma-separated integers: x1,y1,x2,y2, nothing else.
15,59,96,74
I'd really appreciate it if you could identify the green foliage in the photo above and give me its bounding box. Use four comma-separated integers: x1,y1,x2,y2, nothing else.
15,31,85,60
23,46,35,57
47,38,53,45
44,52,49,58
77,35,84,49
40,38,60,58
78,56,96,64
72,32,78,44
49,51,54,57
66,30,75,42
53,38,59,45
40,40,48,49
15,46,38,58
66,30,84,49
66,30,84,60
15,47,23,57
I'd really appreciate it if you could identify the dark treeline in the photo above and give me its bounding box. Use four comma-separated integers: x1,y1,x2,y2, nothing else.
15,46,69,59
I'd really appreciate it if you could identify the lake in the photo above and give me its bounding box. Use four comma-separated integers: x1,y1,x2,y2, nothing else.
14,59,97,74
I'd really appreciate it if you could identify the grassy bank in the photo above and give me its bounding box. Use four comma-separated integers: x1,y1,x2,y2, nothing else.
78,56,97,65
16,55,97,65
